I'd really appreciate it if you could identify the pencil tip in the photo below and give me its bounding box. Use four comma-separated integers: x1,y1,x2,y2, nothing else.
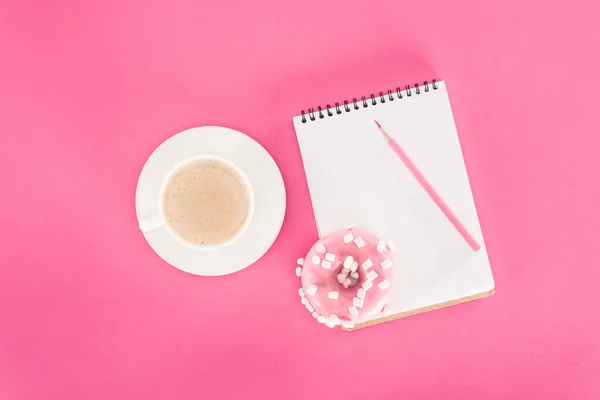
374,120,381,129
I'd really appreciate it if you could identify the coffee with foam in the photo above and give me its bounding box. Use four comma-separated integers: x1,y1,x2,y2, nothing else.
162,158,252,247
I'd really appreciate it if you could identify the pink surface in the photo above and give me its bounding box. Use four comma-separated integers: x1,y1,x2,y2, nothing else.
1,0,599,399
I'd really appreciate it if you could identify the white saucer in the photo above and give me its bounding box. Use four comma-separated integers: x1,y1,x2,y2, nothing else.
135,126,286,276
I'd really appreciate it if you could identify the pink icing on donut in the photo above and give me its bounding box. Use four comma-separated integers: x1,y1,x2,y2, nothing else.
300,228,394,324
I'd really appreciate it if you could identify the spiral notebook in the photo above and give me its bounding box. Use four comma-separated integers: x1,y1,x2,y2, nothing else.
293,80,495,330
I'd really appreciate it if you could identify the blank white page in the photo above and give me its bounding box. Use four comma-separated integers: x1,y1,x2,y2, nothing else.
293,81,494,325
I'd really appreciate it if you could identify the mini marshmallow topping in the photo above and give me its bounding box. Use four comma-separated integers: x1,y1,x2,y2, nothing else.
321,260,332,269
341,322,355,329
297,258,304,265
377,240,386,252
354,236,365,248
306,284,318,296
343,233,354,244
378,280,391,290
343,255,354,269
312,255,320,264
325,314,340,328
380,259,393,270
316,243,326,254
362,258,373,270
353,297,364,308
328,291,339,299
386,241,397,252
366,270,378,281
325,253,336,262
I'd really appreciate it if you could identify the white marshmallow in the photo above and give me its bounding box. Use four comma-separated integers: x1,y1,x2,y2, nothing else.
298,288,305,297
377,240,386,252
301,297,309,306
357,288,366,299
306,284,318,296
362,280,373,291
312,255,320,264
354,236,365,248
317,316,326,323
353,297,364,308
328,291,339,299
380,259,393,270
351,271,359,279
343,255,354,269
297,258,304,265
350,261,358,272
325,253,336,262
378,279,391,290
306,304,314,312
366,270,378,281
382,304,391,316
348,306,359,317
295,267,302,277
386,241,397,252
343,233,354,244
343,278,352,287
341,267,350,274
312,311,319,319
316,243,326,254
321,260,332,269
362,258,373,270
337,274,346,283
325,314,340,328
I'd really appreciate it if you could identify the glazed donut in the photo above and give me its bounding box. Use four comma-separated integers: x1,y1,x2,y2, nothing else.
295,227,395,328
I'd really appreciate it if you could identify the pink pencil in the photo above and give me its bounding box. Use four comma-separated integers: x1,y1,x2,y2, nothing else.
374,120,481,251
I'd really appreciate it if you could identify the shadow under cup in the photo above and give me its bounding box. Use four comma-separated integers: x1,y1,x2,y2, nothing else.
139,155,255,250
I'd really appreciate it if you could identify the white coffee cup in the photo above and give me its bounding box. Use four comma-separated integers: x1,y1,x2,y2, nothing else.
138,155,255,251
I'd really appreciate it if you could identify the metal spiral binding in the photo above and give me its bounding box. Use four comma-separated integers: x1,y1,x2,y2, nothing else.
300,80,437,123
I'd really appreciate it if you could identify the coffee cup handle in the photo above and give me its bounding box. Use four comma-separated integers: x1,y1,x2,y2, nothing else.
139,215,164,232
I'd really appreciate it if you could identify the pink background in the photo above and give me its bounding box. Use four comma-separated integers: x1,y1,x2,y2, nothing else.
1,0,599,399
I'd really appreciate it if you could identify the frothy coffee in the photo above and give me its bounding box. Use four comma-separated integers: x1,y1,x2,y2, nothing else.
162,158,252,247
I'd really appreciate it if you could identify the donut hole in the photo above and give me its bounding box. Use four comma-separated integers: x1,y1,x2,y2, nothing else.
335,262,361,289
345,273,360,288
